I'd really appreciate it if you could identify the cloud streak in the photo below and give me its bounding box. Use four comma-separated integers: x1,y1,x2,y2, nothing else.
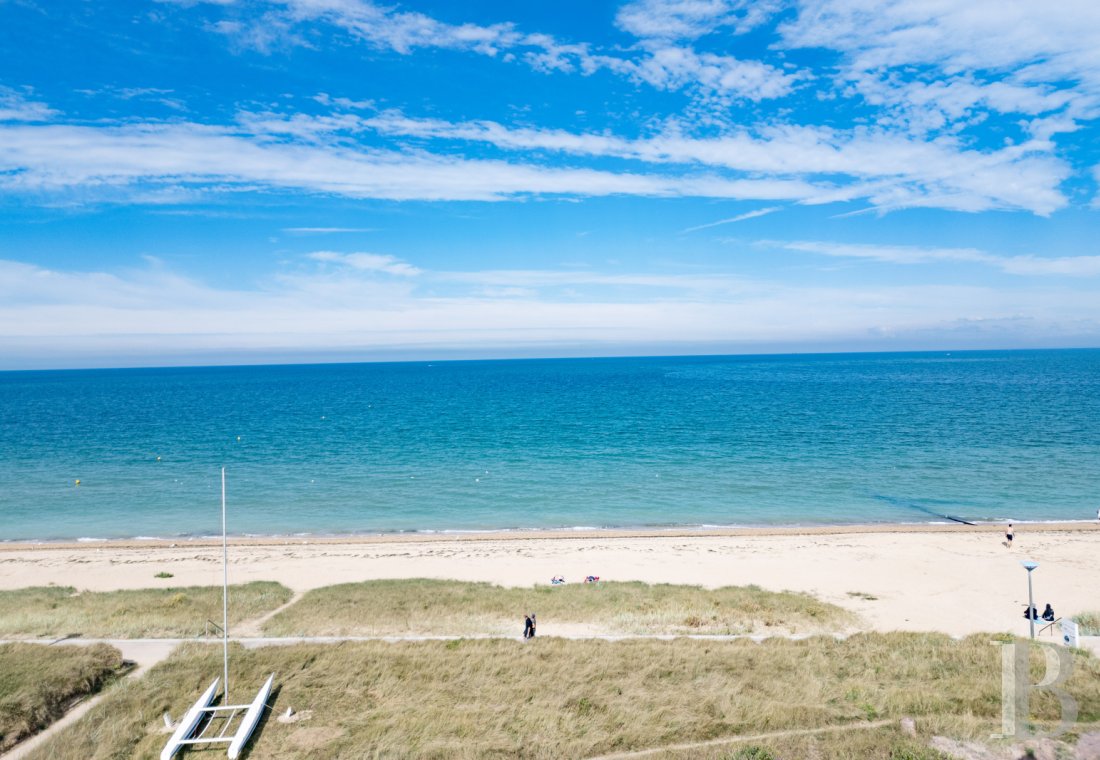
777,240,1100,276
683,206,781,232
362,110,1070,214
0,120,826,203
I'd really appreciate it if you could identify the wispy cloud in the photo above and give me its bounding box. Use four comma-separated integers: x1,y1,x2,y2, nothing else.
362,110,1069,214
0,87,57,122
778,0,1100,137
0,119,826,203
682,206,781,232
776,240,1100,276
187,0,801,104
616,0,783,40
308,251,421,276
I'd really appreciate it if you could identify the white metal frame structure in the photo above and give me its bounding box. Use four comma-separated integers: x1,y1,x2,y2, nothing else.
161,468,277,759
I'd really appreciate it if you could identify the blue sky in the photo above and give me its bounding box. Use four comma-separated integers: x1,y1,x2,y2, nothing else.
1,0,1099,369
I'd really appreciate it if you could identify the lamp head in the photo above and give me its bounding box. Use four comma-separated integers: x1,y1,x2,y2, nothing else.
1021,560,1039,572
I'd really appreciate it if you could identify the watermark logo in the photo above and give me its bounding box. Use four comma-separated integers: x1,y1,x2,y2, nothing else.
992,639,1078,739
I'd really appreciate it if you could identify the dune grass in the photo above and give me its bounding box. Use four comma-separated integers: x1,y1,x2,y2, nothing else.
261,579,854,636
0,642,124,752
0,582,293,638
1075,611,1100,635
25,634,1100,759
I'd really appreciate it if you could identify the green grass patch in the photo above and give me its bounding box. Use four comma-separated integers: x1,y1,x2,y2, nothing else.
0,582,293,638
23,633,1100,759
0,642,124,752
261,579,854,636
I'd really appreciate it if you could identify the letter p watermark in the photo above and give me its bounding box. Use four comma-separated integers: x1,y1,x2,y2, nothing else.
992,639,1078,739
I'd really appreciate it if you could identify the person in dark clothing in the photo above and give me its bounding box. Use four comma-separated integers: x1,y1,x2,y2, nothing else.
1042,604,1055,622
1023,605,1038,620
529,613,536,638
523,613,533,639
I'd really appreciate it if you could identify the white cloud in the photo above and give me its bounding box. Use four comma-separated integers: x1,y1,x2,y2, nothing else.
308,251,422,276
190,0,798,103
615,0,782,40
599,46,800,102
362,110,1070,214
776,240,1100,276
0,104,1072,213
778,0,1100,135
0,87,57,122
0,119,830,203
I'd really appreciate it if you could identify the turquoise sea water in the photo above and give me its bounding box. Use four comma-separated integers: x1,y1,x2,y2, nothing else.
1,350,1099,541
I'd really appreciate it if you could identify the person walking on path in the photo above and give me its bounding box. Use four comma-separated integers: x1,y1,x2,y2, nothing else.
529,613,537,639
1005,523,1014,549
523,613,533,640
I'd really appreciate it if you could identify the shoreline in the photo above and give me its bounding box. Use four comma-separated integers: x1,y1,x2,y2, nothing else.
3,519,1098,551
3,522,1097,639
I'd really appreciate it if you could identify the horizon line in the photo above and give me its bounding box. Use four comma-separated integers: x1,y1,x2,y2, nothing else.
2,344,1098,374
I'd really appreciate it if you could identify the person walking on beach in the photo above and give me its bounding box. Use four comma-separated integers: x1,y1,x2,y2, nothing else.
529,613,536,639
1005,523,1014,549
523,613,533,639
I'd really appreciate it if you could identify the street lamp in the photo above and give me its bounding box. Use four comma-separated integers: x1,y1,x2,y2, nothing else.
1021,560,1039,639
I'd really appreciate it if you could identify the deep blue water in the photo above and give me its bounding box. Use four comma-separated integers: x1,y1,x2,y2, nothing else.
1,350,1098,540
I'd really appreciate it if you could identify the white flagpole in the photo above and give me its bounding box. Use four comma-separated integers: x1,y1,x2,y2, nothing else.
222,466,229,701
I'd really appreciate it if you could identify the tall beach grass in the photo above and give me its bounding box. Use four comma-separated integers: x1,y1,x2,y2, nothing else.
0,582,292,638
0,642,124,752
24,634,1100,759
261,579,854,636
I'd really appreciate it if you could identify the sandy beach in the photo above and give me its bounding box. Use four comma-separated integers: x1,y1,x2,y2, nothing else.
2,523,1098,639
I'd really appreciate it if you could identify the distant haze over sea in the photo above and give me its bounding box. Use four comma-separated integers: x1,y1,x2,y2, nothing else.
1,349,1098,541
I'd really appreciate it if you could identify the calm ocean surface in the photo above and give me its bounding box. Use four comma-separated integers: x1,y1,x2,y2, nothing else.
1,350,1098,541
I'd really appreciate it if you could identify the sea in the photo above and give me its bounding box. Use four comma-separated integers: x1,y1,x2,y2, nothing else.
1,349,1098,542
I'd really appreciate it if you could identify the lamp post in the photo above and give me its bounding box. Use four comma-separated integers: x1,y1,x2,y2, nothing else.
1021,560,1039,639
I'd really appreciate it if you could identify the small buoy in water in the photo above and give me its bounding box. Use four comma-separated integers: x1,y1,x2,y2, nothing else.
156,456,161,461
75,479,81,486
236,436,241,441
475,478,480,482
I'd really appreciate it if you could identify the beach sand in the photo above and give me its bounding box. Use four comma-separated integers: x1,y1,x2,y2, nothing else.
2,523,1098,639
